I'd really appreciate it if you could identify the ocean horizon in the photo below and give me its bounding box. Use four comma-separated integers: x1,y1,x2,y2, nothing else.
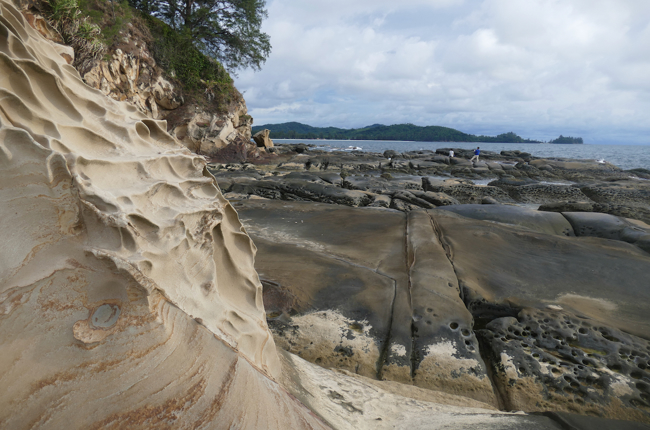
273,139,650,171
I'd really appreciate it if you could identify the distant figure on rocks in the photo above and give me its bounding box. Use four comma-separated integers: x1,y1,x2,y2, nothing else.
470,147,480,163
449,149,454,158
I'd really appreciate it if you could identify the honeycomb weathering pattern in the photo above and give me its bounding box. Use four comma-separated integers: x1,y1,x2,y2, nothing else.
0,1,328,427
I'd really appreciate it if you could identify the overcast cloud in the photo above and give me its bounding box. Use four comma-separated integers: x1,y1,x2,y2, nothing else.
234,0,650,144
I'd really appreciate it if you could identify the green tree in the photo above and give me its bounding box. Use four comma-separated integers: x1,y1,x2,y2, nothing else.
145,0,271,71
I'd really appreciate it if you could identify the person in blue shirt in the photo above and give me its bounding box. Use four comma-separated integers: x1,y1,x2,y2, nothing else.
470,147,480,163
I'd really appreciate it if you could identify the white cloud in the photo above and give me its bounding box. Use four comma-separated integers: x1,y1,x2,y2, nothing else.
235,0,650,144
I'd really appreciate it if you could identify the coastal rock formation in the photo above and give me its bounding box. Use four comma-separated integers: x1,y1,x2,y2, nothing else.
233,196,650,423
0,3,328,427
236,200,497,406
211,144,650,225
20,0,254,157
4,1,650,427
253,128,274,149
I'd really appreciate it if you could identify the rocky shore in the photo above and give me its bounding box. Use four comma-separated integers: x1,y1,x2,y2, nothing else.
210,143,650,424
2,2,650,428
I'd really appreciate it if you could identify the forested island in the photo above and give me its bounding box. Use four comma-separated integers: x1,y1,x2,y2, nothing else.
253,122,542,143
550,135,584,144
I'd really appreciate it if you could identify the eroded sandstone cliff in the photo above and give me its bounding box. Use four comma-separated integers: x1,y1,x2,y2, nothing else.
20,0,255,158
0,1,327,427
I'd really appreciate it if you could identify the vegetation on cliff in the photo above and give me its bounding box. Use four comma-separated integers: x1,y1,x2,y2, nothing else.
132,0,271,72
42,0,241,109
253,122,542,143
42,0,105,70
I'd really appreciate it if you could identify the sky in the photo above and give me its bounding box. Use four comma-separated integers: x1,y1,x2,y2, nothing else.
234,0,650,144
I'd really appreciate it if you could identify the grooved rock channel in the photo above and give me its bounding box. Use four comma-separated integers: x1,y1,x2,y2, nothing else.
235,199,650,424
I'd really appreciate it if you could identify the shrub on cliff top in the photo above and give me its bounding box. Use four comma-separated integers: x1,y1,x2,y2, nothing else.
44,0,105,71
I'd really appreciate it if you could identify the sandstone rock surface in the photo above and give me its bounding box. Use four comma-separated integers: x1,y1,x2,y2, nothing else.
0,4,327,427
233,197,650,423
253,128,274,148
4,2,650,428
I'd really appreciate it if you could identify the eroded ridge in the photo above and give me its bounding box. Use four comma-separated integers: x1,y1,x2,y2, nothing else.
0,2,328,428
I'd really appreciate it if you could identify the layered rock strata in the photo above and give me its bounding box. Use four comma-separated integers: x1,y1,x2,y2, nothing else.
211,144,650,224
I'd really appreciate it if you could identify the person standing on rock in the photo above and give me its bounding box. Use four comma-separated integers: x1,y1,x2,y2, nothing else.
470,147,480,163
449,149,454,158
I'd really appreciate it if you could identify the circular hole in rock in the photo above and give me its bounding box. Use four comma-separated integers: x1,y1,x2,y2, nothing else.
449,322,459,330
579,328,588,334
427,308,433,313
631,371,643,380
461,329,470,336
629,399,649,408
91,304,121,329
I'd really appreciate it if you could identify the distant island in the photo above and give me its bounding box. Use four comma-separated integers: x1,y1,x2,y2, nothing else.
252,122,542,143
550,135,584,144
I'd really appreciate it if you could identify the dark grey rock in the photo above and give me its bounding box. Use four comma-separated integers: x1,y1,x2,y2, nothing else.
476,308,650,422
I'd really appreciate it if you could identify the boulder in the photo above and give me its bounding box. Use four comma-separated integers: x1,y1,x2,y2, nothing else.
253,128,275,148
562,212,650,253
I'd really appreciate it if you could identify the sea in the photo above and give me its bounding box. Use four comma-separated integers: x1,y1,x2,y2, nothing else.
274,139,650,171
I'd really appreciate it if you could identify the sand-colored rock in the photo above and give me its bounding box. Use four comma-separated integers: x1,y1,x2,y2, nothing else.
0,3,329,427
253,128,274,148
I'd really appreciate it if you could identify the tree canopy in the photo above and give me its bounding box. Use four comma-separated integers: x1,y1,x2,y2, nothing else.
550,135,584,144
129,0,271,71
